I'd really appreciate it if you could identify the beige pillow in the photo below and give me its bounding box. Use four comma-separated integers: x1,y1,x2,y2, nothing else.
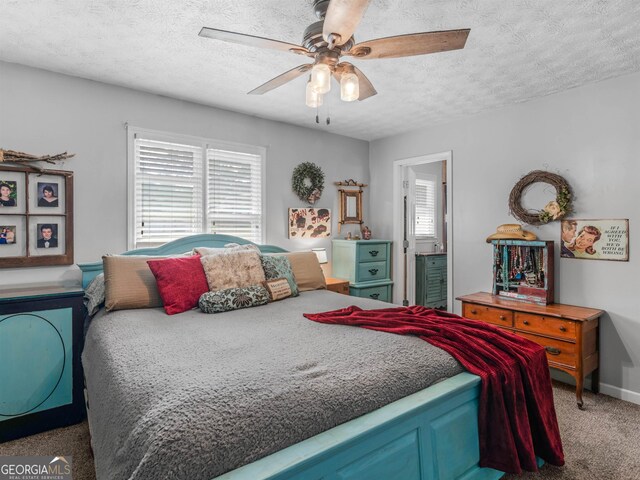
283,252,326,291
194,244,260,257
103,255,169,311
201,250,265,291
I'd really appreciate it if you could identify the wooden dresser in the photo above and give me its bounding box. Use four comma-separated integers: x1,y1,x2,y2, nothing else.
457,292,604,408
325,277,350,295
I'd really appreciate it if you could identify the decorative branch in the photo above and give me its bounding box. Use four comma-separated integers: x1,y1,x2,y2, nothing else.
0,149,75,165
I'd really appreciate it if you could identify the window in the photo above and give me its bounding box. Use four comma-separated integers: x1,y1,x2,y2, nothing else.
415,177,436,238
129,128,265,248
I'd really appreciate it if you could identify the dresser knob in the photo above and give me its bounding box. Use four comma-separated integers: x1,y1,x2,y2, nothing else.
523,320,529,325
545,346,561,355
369,250,379,256
368,268,379,275
470,309,477,315
369,293,380,299
499,315,506,320
559,326,567,332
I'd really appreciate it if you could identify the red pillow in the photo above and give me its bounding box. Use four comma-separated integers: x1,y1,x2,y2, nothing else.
147,255,209,315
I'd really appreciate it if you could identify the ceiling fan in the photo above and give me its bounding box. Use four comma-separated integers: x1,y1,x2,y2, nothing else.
199,0,470,107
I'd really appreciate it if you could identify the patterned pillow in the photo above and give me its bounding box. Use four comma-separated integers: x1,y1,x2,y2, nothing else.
200,250,266,291
84,273,105,316
261,255,299,296
199,285,269,313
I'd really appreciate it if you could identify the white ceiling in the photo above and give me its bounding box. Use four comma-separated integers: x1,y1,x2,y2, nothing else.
1,1,639,141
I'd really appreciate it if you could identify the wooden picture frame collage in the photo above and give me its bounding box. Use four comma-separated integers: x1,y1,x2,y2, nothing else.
0,165,73,267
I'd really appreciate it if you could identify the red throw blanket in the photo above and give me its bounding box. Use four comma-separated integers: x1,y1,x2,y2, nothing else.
304,305,564,474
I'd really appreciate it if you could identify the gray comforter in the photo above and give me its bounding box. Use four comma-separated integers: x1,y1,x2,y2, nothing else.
82,290,463,480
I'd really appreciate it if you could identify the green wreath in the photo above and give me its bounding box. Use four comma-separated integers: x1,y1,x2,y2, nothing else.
292,162,325,204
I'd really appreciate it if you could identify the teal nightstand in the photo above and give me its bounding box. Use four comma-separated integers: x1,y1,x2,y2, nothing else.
331,239,393,302
0,284,85,442
415,253,447,308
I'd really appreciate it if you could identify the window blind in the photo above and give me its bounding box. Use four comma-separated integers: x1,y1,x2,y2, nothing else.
207,148,263,244
134,137,203,248
415,178,436,238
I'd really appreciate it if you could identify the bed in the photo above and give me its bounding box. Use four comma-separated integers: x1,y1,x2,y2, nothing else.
78,234,507,480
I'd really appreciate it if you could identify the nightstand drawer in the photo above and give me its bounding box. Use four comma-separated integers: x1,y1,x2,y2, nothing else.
519,333,577,368
357,261,387,282
350,284,392,302
358,243,387,263
463,303,514,327
515,313,576,340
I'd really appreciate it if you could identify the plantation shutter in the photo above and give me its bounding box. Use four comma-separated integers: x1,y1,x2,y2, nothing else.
415,178,436,238
207,148,263,244
134,137,203,248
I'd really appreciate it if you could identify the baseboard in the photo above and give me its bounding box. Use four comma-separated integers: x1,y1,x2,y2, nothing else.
600,383,640,405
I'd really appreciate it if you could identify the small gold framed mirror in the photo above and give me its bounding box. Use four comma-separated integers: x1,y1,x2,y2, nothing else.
335,180,367,233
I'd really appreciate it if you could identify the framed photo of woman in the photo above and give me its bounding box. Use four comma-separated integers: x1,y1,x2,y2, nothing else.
0,169,26,214
29,173,65,214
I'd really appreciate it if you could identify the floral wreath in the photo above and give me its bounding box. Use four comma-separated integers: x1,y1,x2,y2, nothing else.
292,162,325,204
508,170,573,225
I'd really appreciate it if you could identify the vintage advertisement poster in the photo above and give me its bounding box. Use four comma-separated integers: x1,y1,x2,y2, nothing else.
560,219,629,261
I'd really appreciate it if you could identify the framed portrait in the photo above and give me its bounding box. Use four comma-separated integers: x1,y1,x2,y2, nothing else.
29,217,66,256
0,216,27,258
560,219,629,261
29,172,65,214
0,169,26,214
288,207,331,239
0,164,73,268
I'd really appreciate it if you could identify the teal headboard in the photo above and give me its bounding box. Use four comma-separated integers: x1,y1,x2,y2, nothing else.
77,234,288,288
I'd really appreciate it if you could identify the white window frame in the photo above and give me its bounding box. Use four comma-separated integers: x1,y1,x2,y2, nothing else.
127,125,267,249
414,174,437,240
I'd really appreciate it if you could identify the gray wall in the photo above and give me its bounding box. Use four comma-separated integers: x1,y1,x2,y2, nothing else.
369,71,640,399
0,61,369,285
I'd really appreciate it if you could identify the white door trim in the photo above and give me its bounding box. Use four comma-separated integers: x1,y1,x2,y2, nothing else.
392,151,453,310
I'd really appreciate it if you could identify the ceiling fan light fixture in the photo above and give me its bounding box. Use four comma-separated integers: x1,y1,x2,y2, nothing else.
306,79,323,108
340,71,359,102
311,63,331,94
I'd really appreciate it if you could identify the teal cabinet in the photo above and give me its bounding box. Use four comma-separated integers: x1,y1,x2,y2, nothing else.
0,285,85,442
332,240,393,303
415,254,447,309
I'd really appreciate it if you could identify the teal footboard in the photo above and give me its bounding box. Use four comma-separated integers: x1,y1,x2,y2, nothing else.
215,372,505,480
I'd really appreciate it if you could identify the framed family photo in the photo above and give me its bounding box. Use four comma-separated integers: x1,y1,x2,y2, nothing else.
0,164,73,268
560,219,629,261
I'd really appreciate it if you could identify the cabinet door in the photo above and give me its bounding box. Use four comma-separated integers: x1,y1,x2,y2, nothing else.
0,308,73,421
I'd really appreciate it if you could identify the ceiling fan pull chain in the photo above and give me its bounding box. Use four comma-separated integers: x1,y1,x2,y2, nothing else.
326,116,330,125
316,114,320,124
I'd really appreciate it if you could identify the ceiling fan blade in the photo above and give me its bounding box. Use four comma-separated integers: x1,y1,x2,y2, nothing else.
348,29,470,59
323,0,371,47
199,27,310,56
248,64,313,95
351,65,377,100
335,63,377,101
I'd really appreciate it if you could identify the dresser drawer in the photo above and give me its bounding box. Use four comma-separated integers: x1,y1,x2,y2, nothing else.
357,261,387,282
515,313,576,341
519,333,576,368
350,284,392,302
463,303,514,327
358,243,387,263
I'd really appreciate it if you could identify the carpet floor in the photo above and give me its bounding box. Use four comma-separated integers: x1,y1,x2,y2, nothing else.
1,382,639,480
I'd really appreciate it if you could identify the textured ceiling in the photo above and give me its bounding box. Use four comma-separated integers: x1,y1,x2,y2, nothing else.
1,1,639,140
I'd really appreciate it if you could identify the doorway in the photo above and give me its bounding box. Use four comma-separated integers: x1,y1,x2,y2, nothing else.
392,152,453,310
